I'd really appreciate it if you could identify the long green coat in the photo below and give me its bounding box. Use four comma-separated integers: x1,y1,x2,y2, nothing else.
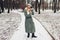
24,9,35,33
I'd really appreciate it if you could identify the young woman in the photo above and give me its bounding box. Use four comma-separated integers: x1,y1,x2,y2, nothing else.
24,4,37,38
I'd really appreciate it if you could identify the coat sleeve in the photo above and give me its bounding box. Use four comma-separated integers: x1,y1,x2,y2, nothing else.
32,9,34,15
31,8,34,15
24,9,27,16
24,9,31,18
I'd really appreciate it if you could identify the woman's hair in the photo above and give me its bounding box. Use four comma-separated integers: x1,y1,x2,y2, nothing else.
26,4,32,7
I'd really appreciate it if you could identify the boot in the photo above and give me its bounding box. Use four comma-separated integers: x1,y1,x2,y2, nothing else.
27,33,30,38
32,33,37,38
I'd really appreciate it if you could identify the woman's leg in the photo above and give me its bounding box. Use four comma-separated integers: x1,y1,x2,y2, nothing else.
32,33,37,38
27,33,30,38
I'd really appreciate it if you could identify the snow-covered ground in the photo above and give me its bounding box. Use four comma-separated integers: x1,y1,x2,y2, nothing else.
0,11,21,40
10,9,52,40
34,10,60,40
1,9,60,40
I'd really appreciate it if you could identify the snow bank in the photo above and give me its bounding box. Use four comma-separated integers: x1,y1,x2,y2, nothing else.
0,13,21,40
33,12,60,40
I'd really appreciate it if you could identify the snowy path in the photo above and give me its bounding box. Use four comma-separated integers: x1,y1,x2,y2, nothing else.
10,10,52,40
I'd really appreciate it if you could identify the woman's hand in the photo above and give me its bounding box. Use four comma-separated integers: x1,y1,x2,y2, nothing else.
27,9,31,12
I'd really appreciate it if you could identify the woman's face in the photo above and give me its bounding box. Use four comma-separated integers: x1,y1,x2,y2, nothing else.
27,5,31,9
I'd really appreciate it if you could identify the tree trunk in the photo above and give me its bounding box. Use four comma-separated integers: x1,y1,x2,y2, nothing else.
53,0,57,13
38,3,40,14
35,0,38,12
42,0,44,11
57,0,59,11
7,0,10,13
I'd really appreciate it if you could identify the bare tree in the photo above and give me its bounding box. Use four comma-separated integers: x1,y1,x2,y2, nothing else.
57,0,59,11
42,0,44,11
53,0,57,13
38,0,41,14
35,0,38,12
7,0,10,13
0,0,4,13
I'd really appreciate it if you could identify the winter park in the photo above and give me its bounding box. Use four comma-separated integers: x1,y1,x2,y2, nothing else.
0,0,60,40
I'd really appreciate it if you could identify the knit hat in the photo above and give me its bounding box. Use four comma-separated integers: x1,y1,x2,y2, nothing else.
27,4,32,7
